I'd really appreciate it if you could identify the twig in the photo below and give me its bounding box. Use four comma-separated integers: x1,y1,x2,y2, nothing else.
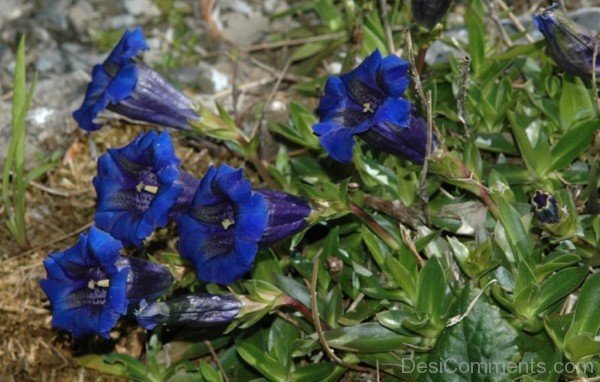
29,181,91,197
211,77,276,99
13,220,94,260
378,0,395,54
204,340,229,382
246,55,311,83
350,203,400,251
487,0,513,47
310,254,372,373
399,225,426,268
418,91,434,205
199,32,347,59
457,56,471,138
446,279,498,327
495,0,535,44
362,195,423,228
251,59,292,139
282,295,331,330
405,29,427,109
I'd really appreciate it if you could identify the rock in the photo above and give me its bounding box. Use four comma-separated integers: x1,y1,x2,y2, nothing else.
220,12,269,46
68,0,97,35
172,62,230,94
0,70,89,168
124,0,160,18
106,14,136,30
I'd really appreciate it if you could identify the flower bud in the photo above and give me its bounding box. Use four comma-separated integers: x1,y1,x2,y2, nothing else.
533,3,600,78
531,190,560,224
73,27,199,131
134,294,242,330
412,0,452,29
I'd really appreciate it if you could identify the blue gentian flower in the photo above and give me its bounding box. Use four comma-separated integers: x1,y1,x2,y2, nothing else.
412,0,452,29
39,227,174,337
531,190,561,224
135,294,242,330
178,165,311,285
39,227,129,338
73,27,199,131
533,3,600,78
313,50,432,164
94,130,199,247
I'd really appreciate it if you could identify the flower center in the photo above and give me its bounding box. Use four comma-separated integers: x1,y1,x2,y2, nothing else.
67,268,111,308
221,218,235,230
136,182,158,194
362,102,375,114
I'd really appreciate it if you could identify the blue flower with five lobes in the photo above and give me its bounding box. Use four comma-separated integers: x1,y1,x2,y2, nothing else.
73,27,199,131
39,227,174,338
177,164,311,285
93,130,199,247
313,50,432,164
533,3,600,78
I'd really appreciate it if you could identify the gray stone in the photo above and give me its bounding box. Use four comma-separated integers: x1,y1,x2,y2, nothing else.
68,0,97,34
0,70,89,168
124,0,160,17
220,12,269,46
106,14,136,30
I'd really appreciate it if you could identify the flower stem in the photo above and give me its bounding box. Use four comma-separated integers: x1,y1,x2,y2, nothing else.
281,295,330,331
350,203,400,251
247,154,279,190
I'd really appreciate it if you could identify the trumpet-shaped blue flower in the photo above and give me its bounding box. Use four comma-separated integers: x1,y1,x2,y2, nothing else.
94,130,199,247
39,227,129,338
135,294,242,330
178,165,310,285
533,3,600,78
39,227,175,337
313,50,429,164
73,27,199,131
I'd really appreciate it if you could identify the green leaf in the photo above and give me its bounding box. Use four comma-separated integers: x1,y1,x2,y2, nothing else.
415,258,446,327
533,267,588,315
78,355,129,378
199,362,223,382
291,363,345,382
465,0,486,74
566,272,600,339
492,193,533,266
236,341,288,382
559,75,595,131
549,119,597,172
321,322,419,353
384,255,417,302
419,288,520,381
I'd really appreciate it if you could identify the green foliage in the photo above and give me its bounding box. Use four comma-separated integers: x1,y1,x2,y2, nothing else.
2,36,39,248
73,0,600,380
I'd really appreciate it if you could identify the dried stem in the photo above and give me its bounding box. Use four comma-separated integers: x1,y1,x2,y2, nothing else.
310,254,372,373
457,56,471,137
405,29,427,109
399,225,426,268
378,0,395,54
251,58,292,138
487,0,513,47
495,0,535,44
204,340,229,382
15,220,94,260
282,295,331,330
363,195,423,228
592,27,600,114
350,203,400,251
418,91,434,206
